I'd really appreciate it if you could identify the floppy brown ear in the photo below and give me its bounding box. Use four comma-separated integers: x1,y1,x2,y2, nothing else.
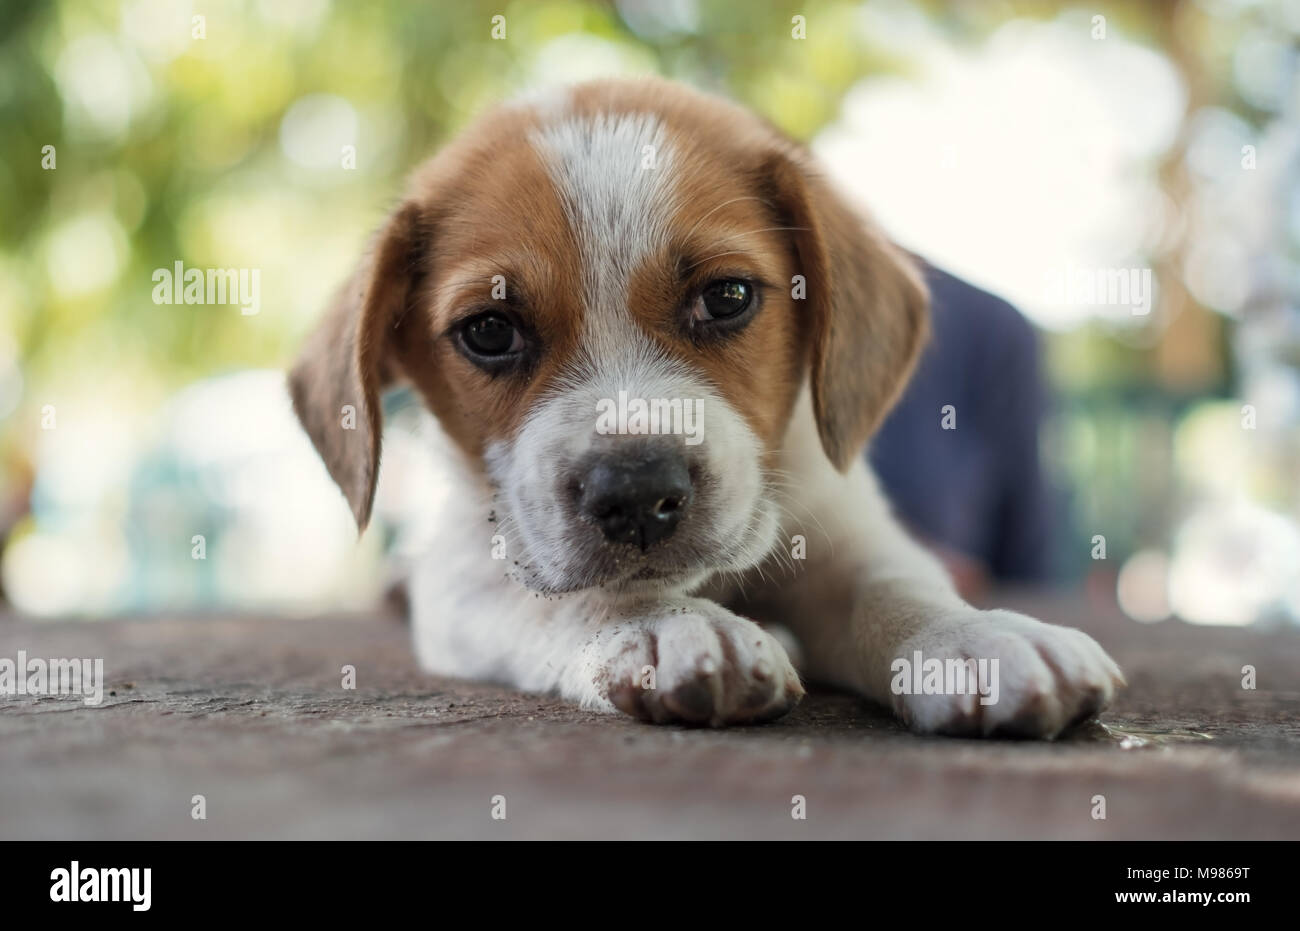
764,150,929,471
288,202,426,531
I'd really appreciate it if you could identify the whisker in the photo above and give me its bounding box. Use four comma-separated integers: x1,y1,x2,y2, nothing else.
683,228,812,271
681,195,769,243
682,250,748,270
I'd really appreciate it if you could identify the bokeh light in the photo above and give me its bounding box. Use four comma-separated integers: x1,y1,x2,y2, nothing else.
1,0,1296,627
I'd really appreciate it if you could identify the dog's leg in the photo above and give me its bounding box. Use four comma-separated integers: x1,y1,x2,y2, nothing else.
406,530,802,727
755,395,1124,738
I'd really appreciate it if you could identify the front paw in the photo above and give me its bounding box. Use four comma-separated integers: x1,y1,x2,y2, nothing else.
891,610,1125,739
572,600,804,726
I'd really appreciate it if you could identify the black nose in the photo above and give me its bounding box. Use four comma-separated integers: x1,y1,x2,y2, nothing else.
577,449,693,550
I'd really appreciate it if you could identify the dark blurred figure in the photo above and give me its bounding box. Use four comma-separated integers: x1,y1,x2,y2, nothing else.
871,263,1058,599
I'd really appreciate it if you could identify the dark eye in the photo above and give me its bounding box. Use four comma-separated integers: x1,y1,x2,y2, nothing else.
691,279,753,324
459,312,524,359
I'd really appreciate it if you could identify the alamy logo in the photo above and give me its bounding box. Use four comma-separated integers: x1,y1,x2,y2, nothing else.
595,390,703,446
152,261,261,315
0,651,104,705
890,650,999,706
50,861,151,911
1043,265,1152,315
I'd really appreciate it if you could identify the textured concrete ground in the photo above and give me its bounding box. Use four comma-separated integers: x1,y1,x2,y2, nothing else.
1,592,1298,840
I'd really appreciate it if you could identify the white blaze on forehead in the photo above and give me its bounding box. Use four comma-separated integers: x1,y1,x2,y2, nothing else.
529,110,679,362
481,109,777,590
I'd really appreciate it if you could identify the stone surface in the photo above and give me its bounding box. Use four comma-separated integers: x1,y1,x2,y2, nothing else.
1,593,1298,839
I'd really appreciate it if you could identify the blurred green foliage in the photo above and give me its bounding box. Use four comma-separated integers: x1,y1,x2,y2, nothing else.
0,0,918,412
2,0,1293,610
1,0,1266,416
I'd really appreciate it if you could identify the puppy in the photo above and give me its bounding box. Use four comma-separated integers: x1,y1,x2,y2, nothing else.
290,78,1124,736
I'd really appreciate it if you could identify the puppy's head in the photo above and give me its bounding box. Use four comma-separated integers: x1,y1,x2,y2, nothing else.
290,79,926,594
